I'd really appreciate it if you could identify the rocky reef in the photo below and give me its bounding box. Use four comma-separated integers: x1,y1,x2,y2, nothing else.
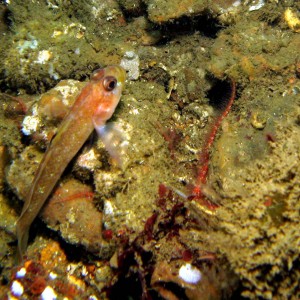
1,0,300,299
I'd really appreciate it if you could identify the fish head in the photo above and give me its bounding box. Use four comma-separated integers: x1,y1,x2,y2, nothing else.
91,65,126,124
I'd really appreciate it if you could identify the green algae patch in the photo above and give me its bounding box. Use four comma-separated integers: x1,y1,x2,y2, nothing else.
1,0,300,298
208,81,300,298
145,0,208,23
208,19,299,83
1,0,128,93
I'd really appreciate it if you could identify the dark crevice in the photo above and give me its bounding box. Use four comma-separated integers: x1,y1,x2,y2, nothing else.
141,66,171,93
155,13,225,45
118,0,147,21
206,77,235,112
0,4,12,29
108,274,145,300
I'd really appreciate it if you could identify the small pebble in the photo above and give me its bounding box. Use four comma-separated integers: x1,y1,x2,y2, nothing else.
178,263,202,284
49,272,57,280
41,286,57,300
15,268,26,279
120,51,140,80
11,280,24,297
251,112,267,129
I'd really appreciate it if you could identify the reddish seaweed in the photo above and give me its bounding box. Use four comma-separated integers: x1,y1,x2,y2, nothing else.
107,184,236,299
190,79,236,209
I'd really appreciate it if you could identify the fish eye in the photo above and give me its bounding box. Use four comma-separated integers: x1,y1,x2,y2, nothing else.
103,76,117,91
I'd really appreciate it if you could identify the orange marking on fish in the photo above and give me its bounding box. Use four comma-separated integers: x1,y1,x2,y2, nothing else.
51,191,94,204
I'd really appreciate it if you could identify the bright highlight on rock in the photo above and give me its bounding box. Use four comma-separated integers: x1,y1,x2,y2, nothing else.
178,263,202,284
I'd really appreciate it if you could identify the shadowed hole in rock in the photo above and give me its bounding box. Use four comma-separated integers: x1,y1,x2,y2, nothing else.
155,13,225,45
206,77,234,112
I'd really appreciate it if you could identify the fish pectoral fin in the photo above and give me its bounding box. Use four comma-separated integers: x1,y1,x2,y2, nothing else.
94,122,129,170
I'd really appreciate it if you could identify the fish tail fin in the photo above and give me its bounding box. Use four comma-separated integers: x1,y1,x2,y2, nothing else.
15,219,29,264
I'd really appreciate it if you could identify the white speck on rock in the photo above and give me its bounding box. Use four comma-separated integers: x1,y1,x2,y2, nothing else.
22,115,41,136
48,63,60,80
178,263,202,284
66,208,76,224
11,280,24,297
17,38,38,54
41,286,57,300
249,0,264,11
49,272,57,280
104,200,115,215
35,50,52,64
233,0,241,7
15,267,26,278
120,51,140,80
77,148,98,171
129,107,140,115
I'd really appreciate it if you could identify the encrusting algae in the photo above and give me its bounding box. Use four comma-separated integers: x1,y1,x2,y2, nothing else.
1,0,300,299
